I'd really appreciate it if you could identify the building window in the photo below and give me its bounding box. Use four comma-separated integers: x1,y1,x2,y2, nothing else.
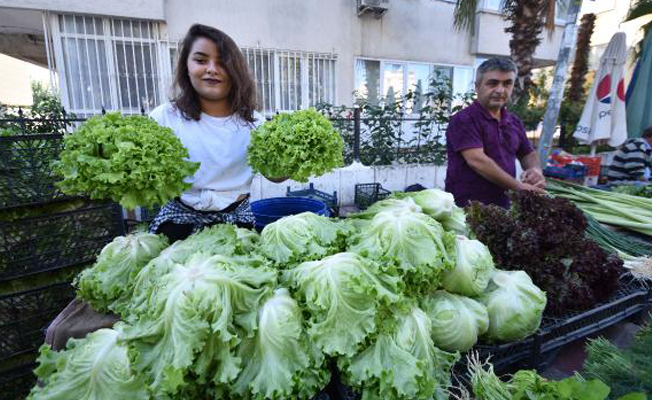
47,14,166,116
355,59,381,105
242,48,337,114
483,0,571,23
554,0,572,24
483,0,502,11
355,58,473,113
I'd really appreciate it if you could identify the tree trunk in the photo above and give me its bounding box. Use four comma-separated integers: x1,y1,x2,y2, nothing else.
559,12,595,150
505,0,547,104
567,13,596,103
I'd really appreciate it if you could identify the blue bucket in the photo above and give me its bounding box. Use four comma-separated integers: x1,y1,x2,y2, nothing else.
250,197,329,231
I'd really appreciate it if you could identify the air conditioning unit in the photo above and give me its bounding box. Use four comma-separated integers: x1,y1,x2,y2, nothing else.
358,0,389,18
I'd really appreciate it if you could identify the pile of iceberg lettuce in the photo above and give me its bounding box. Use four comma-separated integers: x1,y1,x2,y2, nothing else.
29,189,546,400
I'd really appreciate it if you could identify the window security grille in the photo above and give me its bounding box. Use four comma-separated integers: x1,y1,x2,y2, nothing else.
242,47,337,114
46,13,337,117
46,13,167,116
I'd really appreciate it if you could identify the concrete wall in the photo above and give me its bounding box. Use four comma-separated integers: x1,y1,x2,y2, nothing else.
251,161,524,205
581,0,652,53
474,10,566,65
250,163,448,205
0,0,165,20
0,53,50,106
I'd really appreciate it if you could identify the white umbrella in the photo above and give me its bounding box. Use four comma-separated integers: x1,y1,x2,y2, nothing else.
574,32,628,152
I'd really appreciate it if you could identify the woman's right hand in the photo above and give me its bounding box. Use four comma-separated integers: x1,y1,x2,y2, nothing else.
266,176,289,183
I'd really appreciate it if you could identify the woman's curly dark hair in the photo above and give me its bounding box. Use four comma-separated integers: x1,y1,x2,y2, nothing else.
172,24,256,122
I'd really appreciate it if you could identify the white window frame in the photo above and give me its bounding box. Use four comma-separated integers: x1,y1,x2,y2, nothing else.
356,57,447,100
47,12,171,116
482,0,502,12
354,57,474,109
482,0,570,24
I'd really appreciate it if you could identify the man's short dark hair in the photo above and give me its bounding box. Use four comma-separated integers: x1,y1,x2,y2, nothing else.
642,126,652,139
475,57,518,85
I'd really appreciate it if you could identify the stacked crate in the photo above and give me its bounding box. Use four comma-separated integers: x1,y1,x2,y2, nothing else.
0,127,124,399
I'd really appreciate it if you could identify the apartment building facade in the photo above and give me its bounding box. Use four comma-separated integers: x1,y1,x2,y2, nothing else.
0,0,569,117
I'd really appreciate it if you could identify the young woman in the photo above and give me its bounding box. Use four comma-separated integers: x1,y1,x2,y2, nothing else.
148,24,283,242
45,25,274,351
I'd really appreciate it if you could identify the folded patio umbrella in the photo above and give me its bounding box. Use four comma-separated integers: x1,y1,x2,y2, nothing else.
574,32,628,149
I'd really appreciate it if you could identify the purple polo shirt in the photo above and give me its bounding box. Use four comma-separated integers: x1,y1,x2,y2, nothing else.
445,101,534,208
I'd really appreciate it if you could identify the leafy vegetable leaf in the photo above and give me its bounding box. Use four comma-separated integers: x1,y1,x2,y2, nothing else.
283,252,402,357
54,112,199,209
248,108,344,182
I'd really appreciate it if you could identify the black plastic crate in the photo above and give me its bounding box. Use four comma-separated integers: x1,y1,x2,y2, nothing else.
0,283,75,361
329,369,360,400
311,391,331,400
536,282,649,356
354,183,390,210
473,336,536,372
0,133,72,210
0,362,38,400
287,183,339,217
0,202,125,281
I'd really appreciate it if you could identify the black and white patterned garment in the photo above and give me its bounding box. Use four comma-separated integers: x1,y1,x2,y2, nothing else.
148,197,255,235
607,138,652,181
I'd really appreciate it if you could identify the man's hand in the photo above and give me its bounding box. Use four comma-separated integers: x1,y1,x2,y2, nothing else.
521,168,546,189
516,181,546,193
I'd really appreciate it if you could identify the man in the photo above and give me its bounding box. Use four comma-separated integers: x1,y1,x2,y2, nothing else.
445,58,545,208
607,126,652,182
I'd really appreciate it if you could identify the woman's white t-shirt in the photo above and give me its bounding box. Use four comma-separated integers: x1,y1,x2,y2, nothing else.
149,102,263,211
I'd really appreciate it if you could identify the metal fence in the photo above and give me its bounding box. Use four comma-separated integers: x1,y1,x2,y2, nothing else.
0,107,148,135
0,107,446,167
331,107,447,166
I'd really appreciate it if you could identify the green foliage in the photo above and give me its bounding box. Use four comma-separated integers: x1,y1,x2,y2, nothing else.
465,354,646,400
248,108,344,182
583,322,652,398
53,112,199,210
508,67,596,152
507,70,550,132
0,82,75,134
318,72,474,166
612,185,652,198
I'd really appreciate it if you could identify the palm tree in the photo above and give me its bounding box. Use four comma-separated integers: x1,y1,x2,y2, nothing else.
624,0,652,62
453,0,562,103
558,12,595,149
566,13,595,104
